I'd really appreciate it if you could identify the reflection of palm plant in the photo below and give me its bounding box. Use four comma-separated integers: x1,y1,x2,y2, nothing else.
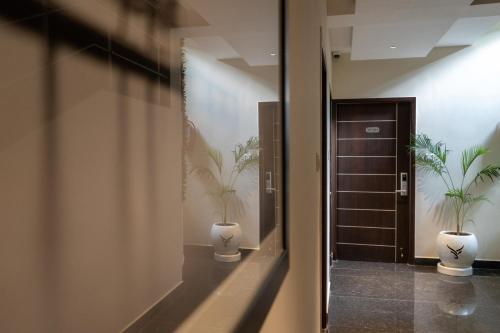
192,137,259,225
409,134,500,234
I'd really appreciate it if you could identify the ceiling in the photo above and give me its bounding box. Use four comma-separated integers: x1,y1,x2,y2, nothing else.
328,0,500,60
176,0,279,66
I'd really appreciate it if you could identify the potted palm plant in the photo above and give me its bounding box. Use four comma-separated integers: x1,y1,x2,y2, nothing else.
409,134,500,276
192,137,259,262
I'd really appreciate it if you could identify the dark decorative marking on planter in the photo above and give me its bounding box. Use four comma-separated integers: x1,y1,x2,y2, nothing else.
447,244,464,260
220,235,233,248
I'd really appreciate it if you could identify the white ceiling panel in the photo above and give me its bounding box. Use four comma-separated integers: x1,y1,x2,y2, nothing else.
351,19,455,60
355,0,473,14
185,36,240,59
328,0,500,60
437,16,500,46
182,0,279,66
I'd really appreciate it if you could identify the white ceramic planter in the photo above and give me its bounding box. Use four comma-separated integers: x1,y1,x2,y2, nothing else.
436,231,477,276
210,222,242,262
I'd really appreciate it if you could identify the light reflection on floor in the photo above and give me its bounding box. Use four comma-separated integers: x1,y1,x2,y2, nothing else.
329,260,500,333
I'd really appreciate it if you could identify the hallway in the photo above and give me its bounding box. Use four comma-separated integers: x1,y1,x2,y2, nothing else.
328,261,500,333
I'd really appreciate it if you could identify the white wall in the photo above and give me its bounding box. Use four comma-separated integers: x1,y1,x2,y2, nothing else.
183,45,279,249
332,27,500,260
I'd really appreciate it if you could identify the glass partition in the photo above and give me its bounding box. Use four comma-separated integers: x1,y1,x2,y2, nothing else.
0,1,284,332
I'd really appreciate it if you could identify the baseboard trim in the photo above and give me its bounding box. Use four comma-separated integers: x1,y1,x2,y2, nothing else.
414,257,439,266
415,257,500,269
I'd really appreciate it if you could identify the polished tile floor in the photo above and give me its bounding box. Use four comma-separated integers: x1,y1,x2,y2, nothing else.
328,260,500,333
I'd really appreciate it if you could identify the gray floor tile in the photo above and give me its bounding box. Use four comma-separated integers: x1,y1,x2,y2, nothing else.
329,260,500,333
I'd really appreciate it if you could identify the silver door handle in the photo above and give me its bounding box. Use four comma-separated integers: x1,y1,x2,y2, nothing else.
397,172,408,196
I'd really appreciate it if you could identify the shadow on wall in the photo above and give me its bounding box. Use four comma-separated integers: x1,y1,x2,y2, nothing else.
469,123,500,214
0,1,187,332
484,123,500,165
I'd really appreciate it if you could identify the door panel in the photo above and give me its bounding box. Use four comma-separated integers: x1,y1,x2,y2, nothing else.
338,227,395,245
338,121,396,138
337,103,396,121
337,244,395,261
338,156,395,174
337,210,395,228
337,140,396,156
333,99,415,263
338,192,395,210
338,174,396,192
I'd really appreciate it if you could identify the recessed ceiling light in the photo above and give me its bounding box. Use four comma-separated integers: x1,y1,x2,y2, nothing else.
270,53,277,56
389,45,397,49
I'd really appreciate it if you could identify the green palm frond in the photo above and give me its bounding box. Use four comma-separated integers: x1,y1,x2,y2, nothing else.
233,144,246,164
410,134,449,165
445,188,465,200
233,136,259,164
466,194,490,205
208,147,223,176
446,185,490,205
409,134,449,175
233,136,260,174
414,153,446,175
473,164,500,185
461,146,489,177
236,153,259,174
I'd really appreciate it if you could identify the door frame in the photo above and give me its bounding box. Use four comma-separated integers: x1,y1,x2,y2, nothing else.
320,52,330,330
330,97,416,264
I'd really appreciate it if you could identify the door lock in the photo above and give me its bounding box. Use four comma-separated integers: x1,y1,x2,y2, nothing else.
265,171,275,193
396,172,408,197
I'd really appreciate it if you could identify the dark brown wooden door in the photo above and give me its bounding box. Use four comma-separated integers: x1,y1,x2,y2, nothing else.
332,98,415,263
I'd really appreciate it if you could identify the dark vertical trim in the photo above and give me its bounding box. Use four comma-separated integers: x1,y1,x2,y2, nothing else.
281,0,290,252
409,98,416,264
331,101,338,261
320,51,328,330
